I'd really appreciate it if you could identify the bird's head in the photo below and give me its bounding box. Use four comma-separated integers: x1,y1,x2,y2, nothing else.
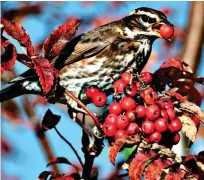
122,7,174,42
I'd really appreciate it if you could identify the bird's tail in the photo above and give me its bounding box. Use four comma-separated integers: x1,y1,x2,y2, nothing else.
0,83,25,102
0,80,43,103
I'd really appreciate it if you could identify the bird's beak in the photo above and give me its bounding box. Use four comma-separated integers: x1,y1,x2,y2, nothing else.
151,20,175,42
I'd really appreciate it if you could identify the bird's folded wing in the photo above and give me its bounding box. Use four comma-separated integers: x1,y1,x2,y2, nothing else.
63,41,110,65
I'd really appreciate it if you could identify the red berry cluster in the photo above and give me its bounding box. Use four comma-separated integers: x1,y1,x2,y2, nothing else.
100,71,182,147
85,87,107,107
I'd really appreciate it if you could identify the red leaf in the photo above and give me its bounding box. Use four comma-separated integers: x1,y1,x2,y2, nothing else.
1,99,20,121
1,137,12,154
109,135,141,165
109,138,127,165
144,158,172,180
1,37,17,73
166,90,187,102
1,18,34,56
43,19,82,58
42,109,61,130
129,150,157,180
165,169,186,180
32,56,59,94
160,58,183,70
49,39,69,58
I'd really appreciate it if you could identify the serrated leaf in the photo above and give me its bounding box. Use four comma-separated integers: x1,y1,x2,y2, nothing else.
42,109,61,130
109,135,141,165
109,138,127,165
47,157,72,167
179,101,204,123
43,19,82,58
1,37,17,73
129,150,157,180
1,18,34,56
32,56,59,94
164,169,186,180
179,115,197,142
144,158,172,180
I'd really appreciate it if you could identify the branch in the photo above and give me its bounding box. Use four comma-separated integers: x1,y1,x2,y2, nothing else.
54,127,84,168
64,90,100,127
181,2,204,71
81,114,95,180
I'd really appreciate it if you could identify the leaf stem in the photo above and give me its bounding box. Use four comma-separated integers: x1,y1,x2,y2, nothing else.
54,127,84,168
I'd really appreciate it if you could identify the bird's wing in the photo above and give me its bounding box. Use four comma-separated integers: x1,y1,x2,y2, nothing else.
63,41,110,65
53,24,119,67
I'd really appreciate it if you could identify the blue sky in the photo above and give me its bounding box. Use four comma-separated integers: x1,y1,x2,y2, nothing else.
1,2,204,180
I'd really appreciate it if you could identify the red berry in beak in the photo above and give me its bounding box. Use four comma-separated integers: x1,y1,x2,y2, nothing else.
160,24,174,39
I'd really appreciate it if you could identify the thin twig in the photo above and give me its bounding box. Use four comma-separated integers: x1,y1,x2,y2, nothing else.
65,90,100,127
54,127,84,168
75,116,94,137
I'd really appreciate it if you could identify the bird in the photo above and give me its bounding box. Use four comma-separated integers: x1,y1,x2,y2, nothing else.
0,7,174,110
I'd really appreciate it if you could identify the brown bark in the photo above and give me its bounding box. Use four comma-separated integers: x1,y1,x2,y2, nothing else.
181,2,204,71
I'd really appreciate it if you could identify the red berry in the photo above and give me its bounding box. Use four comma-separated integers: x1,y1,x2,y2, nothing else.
103,123,117,137
156,101,165,109
140,87,154,99
146,104,160,121
113,79,126,93
126,123,139,135
149,131,162,143
134,81,142,89
142,120,155,135
86,87,100,98
160,110,169,120
116,115,130,129
105,114,117,125
170,118,182,132
121,72,132,84
92,92,107,107
172,133,180,145
124,84,137,97
166,109,175,121
115,129,127,140
135,105,146,118
125,110,137,122
109,102,122,115
155,118,168,133
160,24,174,39
144,90,158,105
120,96,136,111
140,72,152,84
161,98,174,110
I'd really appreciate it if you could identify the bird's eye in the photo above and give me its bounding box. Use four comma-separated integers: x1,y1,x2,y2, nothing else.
149,17,156,23
141,15,149,23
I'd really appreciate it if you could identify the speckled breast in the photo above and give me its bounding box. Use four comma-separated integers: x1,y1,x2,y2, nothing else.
59,39,151,101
